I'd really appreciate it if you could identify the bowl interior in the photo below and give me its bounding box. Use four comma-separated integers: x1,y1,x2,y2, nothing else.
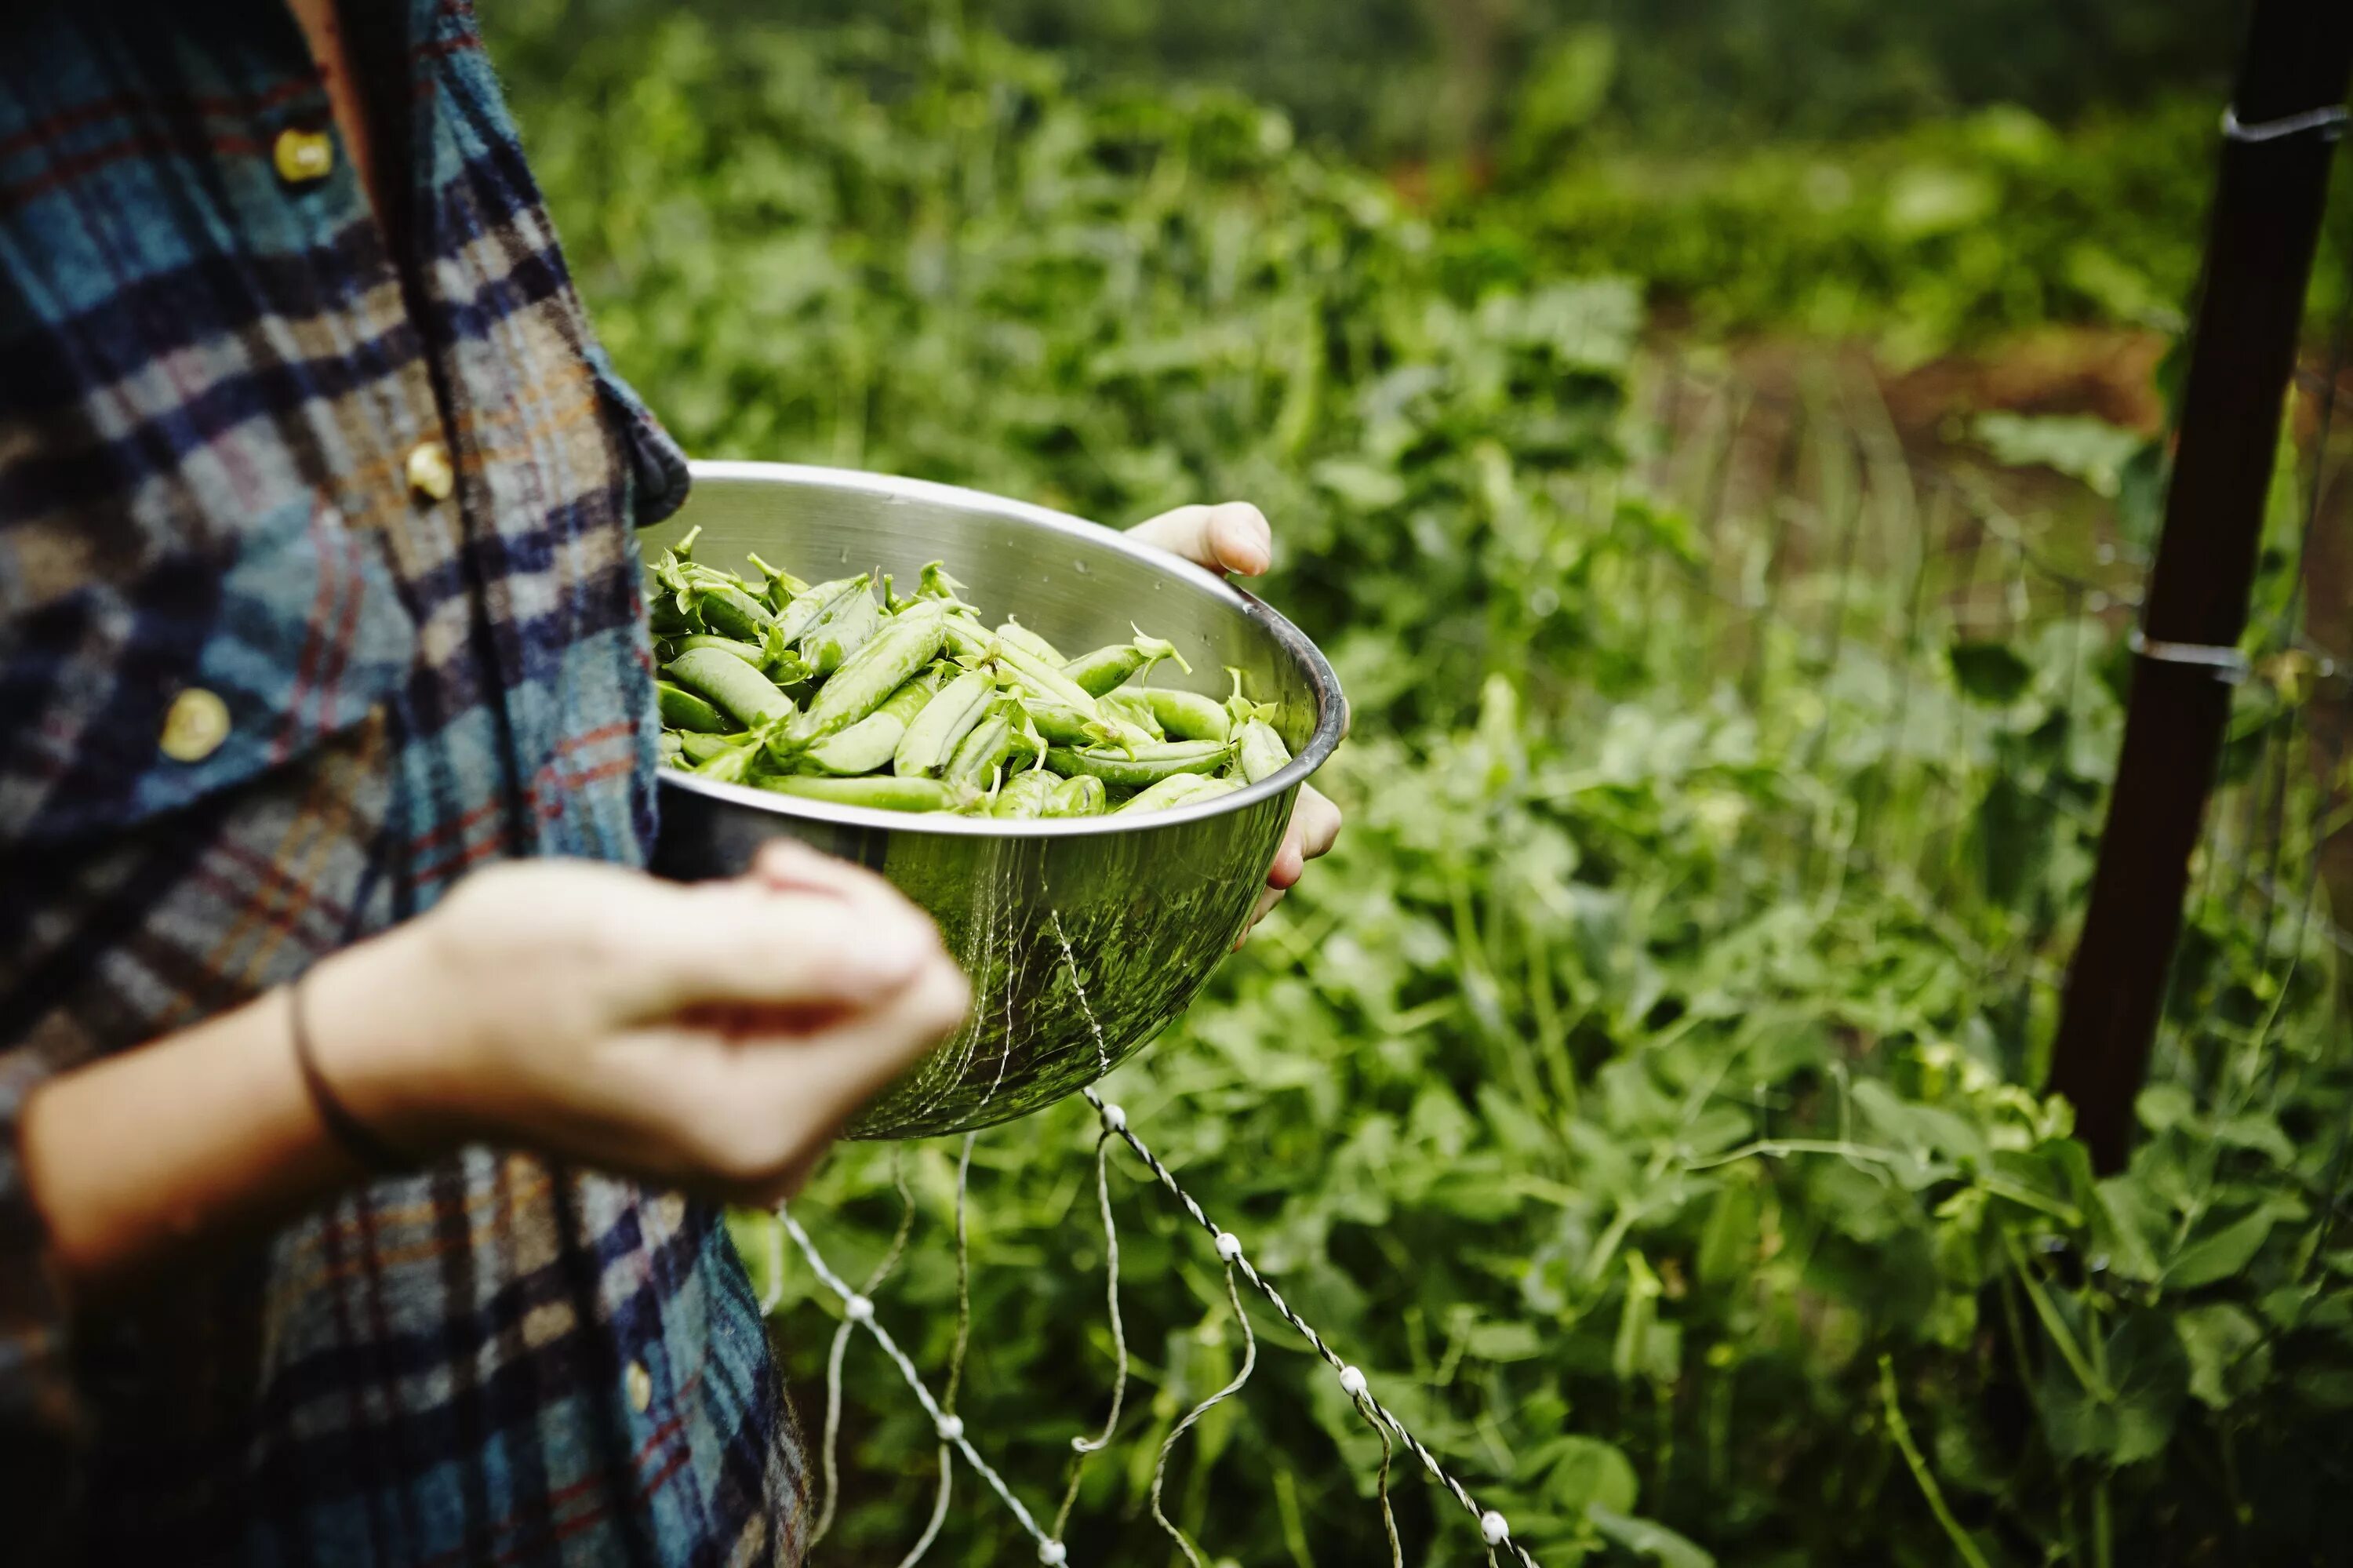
641,463,1338,782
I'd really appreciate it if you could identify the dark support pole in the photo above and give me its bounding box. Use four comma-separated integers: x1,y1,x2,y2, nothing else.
2051,0,2353,1174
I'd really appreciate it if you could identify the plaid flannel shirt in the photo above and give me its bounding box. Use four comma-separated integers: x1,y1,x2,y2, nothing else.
0,2,806,1561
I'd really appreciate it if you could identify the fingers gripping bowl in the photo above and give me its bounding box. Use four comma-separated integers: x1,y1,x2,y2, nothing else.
645,464,1347,1140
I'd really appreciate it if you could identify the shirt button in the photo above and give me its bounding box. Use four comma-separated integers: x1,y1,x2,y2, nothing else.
625,1360,653,1413
404,440,456,503
272,127,336,185
158,688,231,763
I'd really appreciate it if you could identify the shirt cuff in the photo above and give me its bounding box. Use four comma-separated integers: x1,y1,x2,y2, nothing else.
584,344,694,529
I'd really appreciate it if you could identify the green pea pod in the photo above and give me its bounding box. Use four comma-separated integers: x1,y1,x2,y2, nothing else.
758,622,817,685
992,769,1062,818
1063,628,1187,697
647,595,694,636
679,729,742,766
895,668,998,777
1136,686,1231,744
786,603,949,747
669,633,765,666
657,681,730,733
1097,689,1165,740
1222,665,1278,729
657,732,684,764
942,618,1108,718
698,583,775,642
1021,697,1155,753
1115,772,1240,816
756,774,971,814
665,646,795,728
745,552,810,607
915,561,978,612
801,583,882,677
773,574,867,646
993,617,1066,666
1235,718,1293,784
1042,774,1108,817
946,697,1045,787
801,670,942,774
1046,739,1231,788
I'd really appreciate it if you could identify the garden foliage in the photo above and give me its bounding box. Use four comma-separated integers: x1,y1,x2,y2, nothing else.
493,9,2353,1562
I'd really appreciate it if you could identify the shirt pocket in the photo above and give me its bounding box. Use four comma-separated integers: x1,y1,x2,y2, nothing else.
0,496,417,855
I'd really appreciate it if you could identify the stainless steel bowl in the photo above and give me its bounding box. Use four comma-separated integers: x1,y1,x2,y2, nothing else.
644,463,1347,1140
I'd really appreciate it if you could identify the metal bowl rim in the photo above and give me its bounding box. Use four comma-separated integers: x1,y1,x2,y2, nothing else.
652,460,1348,839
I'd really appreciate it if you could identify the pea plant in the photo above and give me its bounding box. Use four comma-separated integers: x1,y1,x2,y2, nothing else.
494,8,2353,1563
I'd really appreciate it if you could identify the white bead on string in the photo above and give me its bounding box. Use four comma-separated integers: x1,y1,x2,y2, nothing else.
1339,1365,1367,1398
1038,1541,1068,1565
936,1414,965,1442
846,1293,875,1325
1097,1101,1127,1132
1482,1511,1511,1544
1215,1231,1243,1263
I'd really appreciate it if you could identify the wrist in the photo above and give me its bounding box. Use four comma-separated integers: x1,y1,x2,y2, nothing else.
301,922,480,1157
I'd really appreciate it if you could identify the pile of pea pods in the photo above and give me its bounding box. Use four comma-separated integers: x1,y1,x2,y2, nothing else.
646,529,1293,817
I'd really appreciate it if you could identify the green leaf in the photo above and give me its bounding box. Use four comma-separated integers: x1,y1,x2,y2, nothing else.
1948,640,2034,704
2164,1207,2275,1291
2089,1175,2168,1283
1697,1176,1760,1287
1973,411,2144,498
1543,1435,1639,1515
1590,1505,1718,1568
2176,1303,2270,1410
2038,1308,2188,1465
1465,1319,1547,1362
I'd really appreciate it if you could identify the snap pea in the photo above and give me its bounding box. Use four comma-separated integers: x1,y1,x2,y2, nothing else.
785,602,948,746
646,551,1291,818
1064,630,1185,697
800,582,882,677
679,729,740,766
755,774,969,813
745,551,810,607
669,633,765,666
1097,689,1165,740
802,670,940,774
698,582,775,642
664,646,795,728
1024,695,1155,752
1136,686,1231,744
1116,772,1240,815
773,574,867,646
1234,717,1293,784
1043,773,1108,817
943,618,1106,717
945,697,1046,788
992,769,1062,818
993,617,1066,666
657,681,730,733
1047,738,1231,788
894,668,998,777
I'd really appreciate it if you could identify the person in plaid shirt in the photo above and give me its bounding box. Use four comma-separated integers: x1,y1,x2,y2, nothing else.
0,2,1342,1563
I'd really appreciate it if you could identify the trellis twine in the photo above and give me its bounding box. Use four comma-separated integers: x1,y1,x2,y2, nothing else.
769,1090,1540,1567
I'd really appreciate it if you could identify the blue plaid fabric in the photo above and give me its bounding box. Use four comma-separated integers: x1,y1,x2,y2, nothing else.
0,2,806,1562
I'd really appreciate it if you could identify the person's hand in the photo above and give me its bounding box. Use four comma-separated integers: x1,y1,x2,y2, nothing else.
1126,501,1344,941
309,844,969,1203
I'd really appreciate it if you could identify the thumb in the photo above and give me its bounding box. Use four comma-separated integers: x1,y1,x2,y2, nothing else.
615,877,947,1019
